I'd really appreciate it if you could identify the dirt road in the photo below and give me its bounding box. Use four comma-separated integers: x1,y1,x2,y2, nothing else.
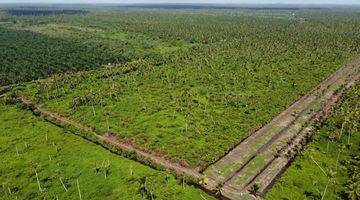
203,58,360,199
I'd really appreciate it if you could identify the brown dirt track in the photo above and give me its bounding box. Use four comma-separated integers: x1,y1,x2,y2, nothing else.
204,57,360,199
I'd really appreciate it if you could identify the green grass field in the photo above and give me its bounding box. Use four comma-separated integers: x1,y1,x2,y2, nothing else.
266,84,359,200
0,103,213,200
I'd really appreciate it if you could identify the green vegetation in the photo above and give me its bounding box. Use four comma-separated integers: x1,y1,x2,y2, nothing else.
266,84,359,200
0,6,359,199
0,103,213,200
15,8,360,168
0,27,118,86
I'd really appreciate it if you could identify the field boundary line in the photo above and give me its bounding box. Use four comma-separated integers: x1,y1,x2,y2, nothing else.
17,95,204,179
204,57,359,199
238,64,358,197
222,95,319,185
202,59,353,171
255,72,360,196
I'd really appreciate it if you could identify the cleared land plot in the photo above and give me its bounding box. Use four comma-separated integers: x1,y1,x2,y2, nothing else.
203,58,359,199
18,51,354,169
14,57,359,200
0,103,213,200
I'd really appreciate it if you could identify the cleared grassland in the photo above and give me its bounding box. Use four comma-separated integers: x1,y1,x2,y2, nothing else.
18,53,350,169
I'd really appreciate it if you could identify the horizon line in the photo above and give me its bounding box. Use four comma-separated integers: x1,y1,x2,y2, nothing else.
1,2,360,5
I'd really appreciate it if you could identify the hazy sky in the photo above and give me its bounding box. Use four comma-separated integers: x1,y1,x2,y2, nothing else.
0,0,359,5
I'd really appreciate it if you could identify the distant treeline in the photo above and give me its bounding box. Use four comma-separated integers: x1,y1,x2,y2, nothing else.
126,4,299,10
6,9,89,16
121,4,332,10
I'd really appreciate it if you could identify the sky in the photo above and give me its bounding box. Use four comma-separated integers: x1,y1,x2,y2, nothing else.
0,0,359,5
